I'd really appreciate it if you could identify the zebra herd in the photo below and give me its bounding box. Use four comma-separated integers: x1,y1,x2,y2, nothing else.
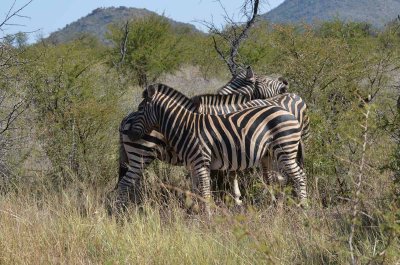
114,67,310,214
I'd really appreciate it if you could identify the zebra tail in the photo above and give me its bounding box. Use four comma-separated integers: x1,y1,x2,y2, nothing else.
297,140,305,169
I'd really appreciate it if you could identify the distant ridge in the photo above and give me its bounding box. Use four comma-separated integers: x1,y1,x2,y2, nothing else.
47,6,199,44
262,0,400,28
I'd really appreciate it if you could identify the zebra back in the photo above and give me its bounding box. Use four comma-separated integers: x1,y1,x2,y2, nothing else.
191,92,309,140
192,94,250,114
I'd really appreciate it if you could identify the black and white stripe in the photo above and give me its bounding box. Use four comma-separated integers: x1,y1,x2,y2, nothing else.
218,66,288,99
115,68,281,207
128,84,307,211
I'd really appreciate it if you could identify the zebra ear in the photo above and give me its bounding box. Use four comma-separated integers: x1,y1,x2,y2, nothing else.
145,84,156,99
246,66,255,82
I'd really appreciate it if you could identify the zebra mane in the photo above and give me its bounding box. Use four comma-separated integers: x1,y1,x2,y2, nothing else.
191,94,251,108
146,83,198,111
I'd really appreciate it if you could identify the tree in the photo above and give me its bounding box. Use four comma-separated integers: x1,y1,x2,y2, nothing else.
107,15,184,88
15,32,28,47
24,37,124,186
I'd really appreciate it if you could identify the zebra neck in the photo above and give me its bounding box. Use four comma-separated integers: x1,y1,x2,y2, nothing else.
219,84,255,99
157,102,198,150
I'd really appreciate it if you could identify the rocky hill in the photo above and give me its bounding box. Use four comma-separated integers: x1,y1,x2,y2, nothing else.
47,6,199,44
262,0,400,28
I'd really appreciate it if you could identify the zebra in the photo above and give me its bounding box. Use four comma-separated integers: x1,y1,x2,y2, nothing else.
114,67,259,207
128,83,307,213
217,68,309,188
116,94,251,207
116,92,308,208
218,67,309,141
115,70,307,210
194,92,309,181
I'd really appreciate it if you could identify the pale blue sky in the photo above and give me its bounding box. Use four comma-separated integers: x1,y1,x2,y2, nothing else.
1,0,284,40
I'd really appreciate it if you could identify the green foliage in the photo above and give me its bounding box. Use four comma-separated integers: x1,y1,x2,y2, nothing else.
262,23,399,205
107,15,186,87
238,22,278,71
23,37,125,186
317,19,373,39
181,33,226,80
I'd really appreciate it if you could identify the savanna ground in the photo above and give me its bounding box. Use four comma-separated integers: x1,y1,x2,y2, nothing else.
1,14,400,264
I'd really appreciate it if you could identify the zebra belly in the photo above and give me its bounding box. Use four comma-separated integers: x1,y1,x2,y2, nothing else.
208,140,267,171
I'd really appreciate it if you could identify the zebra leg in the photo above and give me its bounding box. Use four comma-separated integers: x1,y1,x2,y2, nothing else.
191,164,212,216
261,151,274,185
278,158,307,208
231,172,243,206
261,157,278,203
115,168,143,213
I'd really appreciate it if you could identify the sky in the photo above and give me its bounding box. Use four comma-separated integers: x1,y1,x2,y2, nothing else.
0,0,284,41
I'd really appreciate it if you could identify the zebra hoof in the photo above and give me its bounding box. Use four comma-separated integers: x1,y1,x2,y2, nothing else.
234,198,243,206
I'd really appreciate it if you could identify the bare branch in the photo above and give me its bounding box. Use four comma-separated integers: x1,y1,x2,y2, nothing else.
111,21,130,69
119,21,129,66
348,104,370,265
0,99,26,135
0,0,33,30
212,36,233,73
200,0,261,75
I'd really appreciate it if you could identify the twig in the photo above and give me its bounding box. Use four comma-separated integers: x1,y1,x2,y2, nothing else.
348,104,370,265
116,21,129,67
0,0,33,30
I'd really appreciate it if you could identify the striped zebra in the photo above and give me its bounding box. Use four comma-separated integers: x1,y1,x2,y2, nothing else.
128,84,307,213
117,92,307,208
115,67,256,206
218,67,309,141
218,68,309,188
194,92,309,172
116,93,251,207
115,71,307,209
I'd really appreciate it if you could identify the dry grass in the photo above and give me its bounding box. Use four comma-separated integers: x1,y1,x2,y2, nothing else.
1,181,398,265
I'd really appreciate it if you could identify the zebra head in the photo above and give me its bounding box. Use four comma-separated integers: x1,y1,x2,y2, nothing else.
129,85,158,141
254,76,289,99
217,66,256,97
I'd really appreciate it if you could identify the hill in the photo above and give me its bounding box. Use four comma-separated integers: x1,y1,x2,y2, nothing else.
47,6,199,44
262,0,400,28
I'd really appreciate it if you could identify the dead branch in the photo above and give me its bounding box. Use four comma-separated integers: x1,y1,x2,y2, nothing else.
118,21,129,67
397,84,400,112
0,99,25,135
348,102,370,265
0,0,33,31
201,0,261,75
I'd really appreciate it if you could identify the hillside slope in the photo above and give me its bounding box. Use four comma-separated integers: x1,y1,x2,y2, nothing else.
262,0,400,28
47,6,199,44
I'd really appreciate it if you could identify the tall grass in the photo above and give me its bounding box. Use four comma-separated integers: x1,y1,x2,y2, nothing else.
1,177,398,264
